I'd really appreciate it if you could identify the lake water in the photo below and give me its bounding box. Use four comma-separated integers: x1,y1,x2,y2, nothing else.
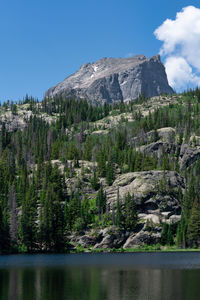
0,252,200,300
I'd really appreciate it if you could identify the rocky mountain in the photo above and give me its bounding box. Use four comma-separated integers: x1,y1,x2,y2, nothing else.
45,55,174,104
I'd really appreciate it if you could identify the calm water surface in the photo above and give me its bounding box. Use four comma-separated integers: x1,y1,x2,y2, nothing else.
0,252,200,300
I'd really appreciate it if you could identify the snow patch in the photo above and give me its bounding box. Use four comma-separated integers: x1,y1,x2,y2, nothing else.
121,80,127,86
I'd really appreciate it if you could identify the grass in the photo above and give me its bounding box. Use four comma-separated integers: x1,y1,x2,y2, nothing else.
70,244,200,253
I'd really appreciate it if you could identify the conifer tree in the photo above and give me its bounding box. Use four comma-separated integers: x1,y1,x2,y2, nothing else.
167,224,174,246
124,193,137,231
69,194,81,230
90,171,100,191
187,199,200,247
0,201,10,253
19,185,38,252
96,185,107,216
97,150,106,177
161,223,168,245
106,157,115,186
40,187,53,250
116,188,123,229
176,215,187,248
52,195,65,251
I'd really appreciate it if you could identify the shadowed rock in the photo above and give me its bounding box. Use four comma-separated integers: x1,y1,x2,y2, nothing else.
179,144,200,170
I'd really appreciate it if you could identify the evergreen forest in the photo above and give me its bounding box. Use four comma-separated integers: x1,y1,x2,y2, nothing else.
1,90,200,253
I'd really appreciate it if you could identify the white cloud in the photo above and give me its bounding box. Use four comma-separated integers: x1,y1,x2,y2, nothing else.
154,6,200,90
165,56,200,89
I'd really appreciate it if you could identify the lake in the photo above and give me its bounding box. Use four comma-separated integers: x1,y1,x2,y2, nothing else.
0,252,200,300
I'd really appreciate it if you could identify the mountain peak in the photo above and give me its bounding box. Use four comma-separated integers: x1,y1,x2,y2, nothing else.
45,54,173,104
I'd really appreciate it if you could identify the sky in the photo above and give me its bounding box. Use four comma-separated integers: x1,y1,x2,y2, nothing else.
0,0,200,103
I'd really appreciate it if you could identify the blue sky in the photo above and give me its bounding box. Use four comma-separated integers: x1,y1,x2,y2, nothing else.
0,0,200,103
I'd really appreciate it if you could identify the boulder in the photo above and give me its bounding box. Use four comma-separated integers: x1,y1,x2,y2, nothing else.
70,234,98,248
70,227,129,249
123,227,162,248
157,127,175,143
93,227,128,249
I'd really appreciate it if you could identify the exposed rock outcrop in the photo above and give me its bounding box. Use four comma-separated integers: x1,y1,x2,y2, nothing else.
157,127,175,142
123,227,162,248
45,55,174,104
138,141,176,156
130,127,176,147
179,144,200,170
106,171,183,224
106,171,184,201
69,228,129,249
66,170,184,250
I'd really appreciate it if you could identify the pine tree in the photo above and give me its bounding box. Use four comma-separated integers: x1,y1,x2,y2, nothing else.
97,150,106,177
90,171,100,191
8,184,18,245
0,201,10,253
69,194,81,230
1,122,6,150
187,199,200,247
106,158,115,186
176,216,187,248
40,186,65,251
161,223,168,245
116,188,123,229
64,198,70,231
81,197,92,229
96,185,107,216
167,224,174,246
134,152,143,171
19,185,38,252
124,193,137,231
52,195,65,251
40,187,53,250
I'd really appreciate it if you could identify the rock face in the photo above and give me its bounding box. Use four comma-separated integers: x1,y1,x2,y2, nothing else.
179,144,200,170
106,171,183,225
67,170,184,250
138,142,176,156
45,55,174,104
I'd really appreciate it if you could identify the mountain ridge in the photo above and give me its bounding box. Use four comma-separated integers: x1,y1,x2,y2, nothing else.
45,55,174,104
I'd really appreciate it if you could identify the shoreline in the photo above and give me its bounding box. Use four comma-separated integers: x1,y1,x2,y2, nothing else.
1,246,200,255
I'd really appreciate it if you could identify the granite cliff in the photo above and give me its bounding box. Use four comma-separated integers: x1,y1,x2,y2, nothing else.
45,55,174,104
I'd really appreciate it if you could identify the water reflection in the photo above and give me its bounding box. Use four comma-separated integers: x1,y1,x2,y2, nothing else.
0,266,200,300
